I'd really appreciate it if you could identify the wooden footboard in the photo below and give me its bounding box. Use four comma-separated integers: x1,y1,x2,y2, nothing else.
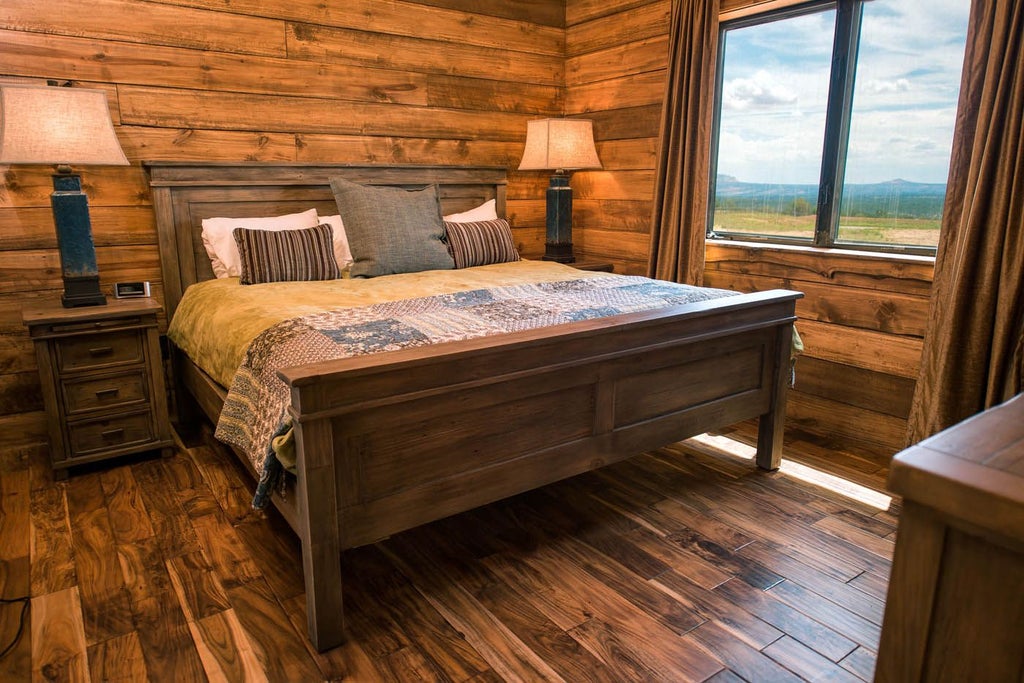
280,289,799,651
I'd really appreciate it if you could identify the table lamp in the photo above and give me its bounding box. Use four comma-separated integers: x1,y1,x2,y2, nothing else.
0,83,129,307
518,118,601,263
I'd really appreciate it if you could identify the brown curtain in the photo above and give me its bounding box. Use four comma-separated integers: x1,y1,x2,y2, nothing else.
647,0,720,285
907,0,1024,443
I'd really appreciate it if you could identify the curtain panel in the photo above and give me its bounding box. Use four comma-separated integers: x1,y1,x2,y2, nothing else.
647,0,720,285
907,0,1024,443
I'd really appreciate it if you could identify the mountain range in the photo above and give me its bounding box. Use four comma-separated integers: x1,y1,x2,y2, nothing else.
714,175,947,218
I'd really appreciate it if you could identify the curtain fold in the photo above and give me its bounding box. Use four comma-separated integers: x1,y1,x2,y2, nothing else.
647,0,720,285
906,0,1024,443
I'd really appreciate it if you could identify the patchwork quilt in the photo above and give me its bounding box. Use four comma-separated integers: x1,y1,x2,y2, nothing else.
212,275,736,506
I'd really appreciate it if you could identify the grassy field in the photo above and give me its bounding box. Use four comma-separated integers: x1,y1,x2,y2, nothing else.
711,210,941,247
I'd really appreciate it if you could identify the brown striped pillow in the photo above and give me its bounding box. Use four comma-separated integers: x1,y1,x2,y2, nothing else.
233,223,341,285
443,219,520,269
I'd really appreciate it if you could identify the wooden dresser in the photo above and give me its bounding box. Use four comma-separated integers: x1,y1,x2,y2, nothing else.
23,298,174,476
876,393,1024,681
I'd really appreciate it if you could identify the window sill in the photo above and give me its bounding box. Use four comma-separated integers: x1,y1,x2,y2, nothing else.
706,238,936,266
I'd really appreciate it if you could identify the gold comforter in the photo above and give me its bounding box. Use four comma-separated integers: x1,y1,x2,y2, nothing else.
166,260,604,388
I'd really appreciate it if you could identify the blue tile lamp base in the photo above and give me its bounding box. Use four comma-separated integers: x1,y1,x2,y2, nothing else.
51,171,106,307
542,174,575,264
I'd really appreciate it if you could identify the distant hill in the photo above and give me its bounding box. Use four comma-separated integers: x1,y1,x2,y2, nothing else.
714,176,947,219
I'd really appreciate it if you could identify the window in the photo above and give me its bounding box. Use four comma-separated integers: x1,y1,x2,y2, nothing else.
708,0,970,254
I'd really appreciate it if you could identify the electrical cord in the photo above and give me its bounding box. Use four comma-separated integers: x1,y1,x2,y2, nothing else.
0,596,30,660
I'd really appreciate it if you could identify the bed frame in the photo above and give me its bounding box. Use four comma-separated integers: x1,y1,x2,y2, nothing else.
147,162,801,652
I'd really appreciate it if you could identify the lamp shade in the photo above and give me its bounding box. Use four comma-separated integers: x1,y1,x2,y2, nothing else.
0,85,128,166
518,118,601,172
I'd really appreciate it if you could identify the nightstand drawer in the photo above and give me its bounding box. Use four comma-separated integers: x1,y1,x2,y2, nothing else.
63,371,149,415
56,330,144,372
68,411,155,457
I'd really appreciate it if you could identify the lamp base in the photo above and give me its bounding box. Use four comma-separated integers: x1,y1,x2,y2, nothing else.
61,276,107,307
51,171,107,308
543,174,575,263
542,244,576,264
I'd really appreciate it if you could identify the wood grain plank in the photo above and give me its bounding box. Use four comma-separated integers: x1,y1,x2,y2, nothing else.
766,579,882,652
30,587,89,683
0,29,430,106
763,635,864,681
65,474,134,646
713,578,858,662
166,551,231,623
188,511,262,592
29,485,76,596
688,619,803,683
703,270,930,337
2,0,287,56
87,631,148,683
118,85,532,141
280,593,377,683
0,557,31,681
132,459,201,559
99,467,155,545
342,543,492,681
286,21,562,86
840,645,877,682
0,205,156,251
163,0,565,56
189,609,269,683
474,580,623,683
787,391,908,456
566,0,669,56
0,465,30,561
499,541,724,681
117,538,207,681
704,242,935,297
380,541,569,682
226,578,324,682
737,542,886,626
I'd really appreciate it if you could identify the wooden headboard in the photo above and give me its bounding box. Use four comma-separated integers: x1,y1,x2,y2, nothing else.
145,162,508,318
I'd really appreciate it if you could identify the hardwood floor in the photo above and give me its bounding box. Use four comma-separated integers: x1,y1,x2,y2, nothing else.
0,427,896,682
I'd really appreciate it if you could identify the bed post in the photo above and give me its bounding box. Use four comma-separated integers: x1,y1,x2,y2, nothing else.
291,412,345,651
755,320,794,470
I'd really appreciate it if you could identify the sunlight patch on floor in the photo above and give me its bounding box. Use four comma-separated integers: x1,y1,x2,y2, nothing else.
688,433,893,511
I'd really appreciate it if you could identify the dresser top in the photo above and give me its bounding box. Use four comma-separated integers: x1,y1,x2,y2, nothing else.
889,393,1024,539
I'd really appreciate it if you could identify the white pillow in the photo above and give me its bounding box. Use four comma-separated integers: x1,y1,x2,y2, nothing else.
443,198,498,223
318,214,354,270
201,208,321,278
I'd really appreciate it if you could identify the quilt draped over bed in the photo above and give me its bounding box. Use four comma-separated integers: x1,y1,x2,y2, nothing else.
212,274,737,507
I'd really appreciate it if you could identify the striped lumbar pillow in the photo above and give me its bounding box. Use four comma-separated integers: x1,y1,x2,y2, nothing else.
443,218,521,269
233,223,341,285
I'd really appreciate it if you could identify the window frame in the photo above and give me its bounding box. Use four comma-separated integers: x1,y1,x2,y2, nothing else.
706,0,944,257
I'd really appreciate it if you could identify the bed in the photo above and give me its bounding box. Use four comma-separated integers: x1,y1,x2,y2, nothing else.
147,162,801,651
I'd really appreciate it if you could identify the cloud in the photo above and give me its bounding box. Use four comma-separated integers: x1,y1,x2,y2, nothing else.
864,78,911,94
722,70,799,111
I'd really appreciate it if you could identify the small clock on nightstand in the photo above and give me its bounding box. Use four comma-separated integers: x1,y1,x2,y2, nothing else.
22,298,174,477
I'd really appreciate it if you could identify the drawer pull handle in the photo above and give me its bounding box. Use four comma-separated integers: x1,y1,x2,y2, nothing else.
89,346,114,357
101,427,125,440
95,388,120,399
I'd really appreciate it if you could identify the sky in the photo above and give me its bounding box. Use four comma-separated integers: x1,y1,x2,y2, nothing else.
715,0,970,186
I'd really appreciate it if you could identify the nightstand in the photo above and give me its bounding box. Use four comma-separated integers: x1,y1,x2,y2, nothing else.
23,298,174,476
569,261,614,272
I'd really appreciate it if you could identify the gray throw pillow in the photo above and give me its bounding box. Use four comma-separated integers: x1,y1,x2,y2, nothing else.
329,177,455,278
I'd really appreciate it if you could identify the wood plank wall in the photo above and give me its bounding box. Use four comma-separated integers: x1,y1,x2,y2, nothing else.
0,0,567,445
565,0,934,459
